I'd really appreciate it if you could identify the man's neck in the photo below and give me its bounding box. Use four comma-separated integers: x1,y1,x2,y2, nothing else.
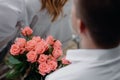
80,37,99,49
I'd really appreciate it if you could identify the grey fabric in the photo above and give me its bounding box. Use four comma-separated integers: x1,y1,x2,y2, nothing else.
28,0,73,47
0,0,25,51
0,0,73,51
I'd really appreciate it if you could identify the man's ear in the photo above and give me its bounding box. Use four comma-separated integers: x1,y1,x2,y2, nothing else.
77,20,86,34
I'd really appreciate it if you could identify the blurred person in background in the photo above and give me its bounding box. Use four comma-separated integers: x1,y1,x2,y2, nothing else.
0,0,73,63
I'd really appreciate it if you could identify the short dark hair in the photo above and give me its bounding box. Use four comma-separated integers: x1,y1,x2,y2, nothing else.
75,0,120,48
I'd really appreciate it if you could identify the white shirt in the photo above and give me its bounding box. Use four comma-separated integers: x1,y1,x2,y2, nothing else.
0,0,73,51
46,46,120,80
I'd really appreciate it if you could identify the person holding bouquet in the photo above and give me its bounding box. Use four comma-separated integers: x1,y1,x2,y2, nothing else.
0,0,73,62
45,0,120,80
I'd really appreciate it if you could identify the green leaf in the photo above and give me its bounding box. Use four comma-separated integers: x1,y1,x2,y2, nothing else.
6,69,20,79
15,63,24,70
5,60,14,68
8,56,22,65
6,63,24,79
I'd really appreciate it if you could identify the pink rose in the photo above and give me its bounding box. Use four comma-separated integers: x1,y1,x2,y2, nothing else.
48,55,56,61
40,39,48,50
46,36,54,45
35,42,45,54
47,60,57,71
35,39,48,54
19,48,26,54
15,38,26,48
32,36,41,42
38,54,48,64
52,49,63,59
35,44,46,54
61,57,71,65
53,40,62,49
10,44,20,56
26,51,37,63
25,40,37,51
38,63,51,76
21,26,33,36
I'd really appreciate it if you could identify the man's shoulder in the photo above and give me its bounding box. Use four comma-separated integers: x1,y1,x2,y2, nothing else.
45,62,91,80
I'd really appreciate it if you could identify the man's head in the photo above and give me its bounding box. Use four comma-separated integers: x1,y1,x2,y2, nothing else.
72,0,120,49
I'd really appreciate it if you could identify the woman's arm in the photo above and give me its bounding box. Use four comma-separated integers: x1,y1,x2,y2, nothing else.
0,0,25,51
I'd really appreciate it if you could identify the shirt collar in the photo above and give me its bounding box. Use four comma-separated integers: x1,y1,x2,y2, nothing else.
66,46,120,62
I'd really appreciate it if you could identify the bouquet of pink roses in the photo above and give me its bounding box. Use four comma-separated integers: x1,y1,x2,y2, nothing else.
6,26,70,80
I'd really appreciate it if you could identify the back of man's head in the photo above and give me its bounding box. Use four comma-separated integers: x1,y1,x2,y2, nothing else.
75,0,120,48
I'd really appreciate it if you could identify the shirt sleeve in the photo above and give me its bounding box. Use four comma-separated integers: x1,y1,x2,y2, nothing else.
0,0,25,51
